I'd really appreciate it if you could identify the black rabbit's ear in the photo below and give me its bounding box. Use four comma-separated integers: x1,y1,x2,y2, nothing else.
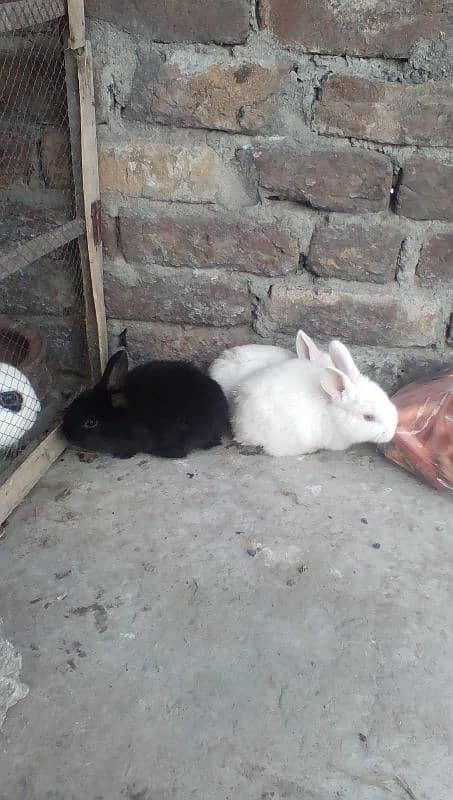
101,350,128,391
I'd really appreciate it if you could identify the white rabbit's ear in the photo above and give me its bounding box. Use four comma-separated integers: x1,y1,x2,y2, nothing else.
320,367,352,400
296,330,321,361
328,341,360,383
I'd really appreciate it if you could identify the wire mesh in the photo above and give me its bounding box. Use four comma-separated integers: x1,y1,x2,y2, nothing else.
0,1,90,470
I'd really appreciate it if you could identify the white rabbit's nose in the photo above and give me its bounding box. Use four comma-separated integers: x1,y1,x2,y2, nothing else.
381,422,398,443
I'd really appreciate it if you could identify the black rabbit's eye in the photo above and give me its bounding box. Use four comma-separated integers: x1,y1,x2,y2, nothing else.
83,418,98,429
0,391,22,412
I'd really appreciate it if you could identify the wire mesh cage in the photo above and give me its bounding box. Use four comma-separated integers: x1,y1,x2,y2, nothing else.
0,0,106,518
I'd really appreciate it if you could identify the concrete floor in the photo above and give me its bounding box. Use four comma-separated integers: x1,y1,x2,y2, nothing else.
0,444,452,800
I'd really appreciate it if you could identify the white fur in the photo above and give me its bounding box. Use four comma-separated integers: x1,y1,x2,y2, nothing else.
294,330,332,369
0,363,41,450
231,341,398,457
209,330,331,398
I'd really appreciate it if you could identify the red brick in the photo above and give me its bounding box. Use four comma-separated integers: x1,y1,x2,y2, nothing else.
259,0,452,58
397,157,453,221
0,46,66,125
107,320,254,367
314,75,453,147
238,143,392,213
85,0,250,43
104,262,251,327
41,128,71,190
307,221,402,284
0,134,33,188
417,234,453,285
118,211,299,277
126,53,291,134
98,138,222,203
256,280,442,347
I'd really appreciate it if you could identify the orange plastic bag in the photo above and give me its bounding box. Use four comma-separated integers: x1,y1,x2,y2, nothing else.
384,367,453,491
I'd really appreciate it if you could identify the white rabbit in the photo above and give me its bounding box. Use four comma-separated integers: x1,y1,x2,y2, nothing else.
232,340,398,457
0,363,41,451
209,330,331,397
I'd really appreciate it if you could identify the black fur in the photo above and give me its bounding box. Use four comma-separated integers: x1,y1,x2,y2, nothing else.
62,351,231,459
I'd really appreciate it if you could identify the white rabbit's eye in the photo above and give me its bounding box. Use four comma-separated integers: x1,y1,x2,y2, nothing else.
363,413,375,422
83,418,98,429
0,391,22,412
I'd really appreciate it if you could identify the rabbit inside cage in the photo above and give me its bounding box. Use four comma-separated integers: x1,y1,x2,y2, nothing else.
0,1,91,474
0,325,42,456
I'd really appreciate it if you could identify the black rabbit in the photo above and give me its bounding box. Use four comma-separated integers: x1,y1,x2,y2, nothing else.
62,350,231,459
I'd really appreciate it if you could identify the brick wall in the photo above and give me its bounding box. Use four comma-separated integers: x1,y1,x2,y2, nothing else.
87,0,453,389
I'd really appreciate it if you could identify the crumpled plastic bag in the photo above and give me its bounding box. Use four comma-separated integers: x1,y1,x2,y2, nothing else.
0,632,29,730
384,367,453,491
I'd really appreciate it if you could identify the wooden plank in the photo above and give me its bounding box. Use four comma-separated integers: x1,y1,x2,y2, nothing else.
76,39,108,374
0,0,65,33
0,427,66,526
64,49,85,220
64,44,108,381
67,0,85,50
67,3,109,379
0,218,84,277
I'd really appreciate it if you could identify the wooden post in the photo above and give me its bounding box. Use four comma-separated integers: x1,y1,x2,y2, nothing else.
0,428,66,526
67,0,84,48
67,0,108,377
76,39,108,373
64,49,99,378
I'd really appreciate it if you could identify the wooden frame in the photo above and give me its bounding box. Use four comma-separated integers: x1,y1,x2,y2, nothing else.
0,429,66,526
0,0,107,525
0,219,85,278
67,0,108,378
0,0,66,32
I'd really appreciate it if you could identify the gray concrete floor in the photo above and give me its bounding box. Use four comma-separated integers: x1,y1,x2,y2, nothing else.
0,444,452,800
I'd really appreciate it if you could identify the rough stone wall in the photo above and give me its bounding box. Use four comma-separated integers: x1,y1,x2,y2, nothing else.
87,0,453,389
